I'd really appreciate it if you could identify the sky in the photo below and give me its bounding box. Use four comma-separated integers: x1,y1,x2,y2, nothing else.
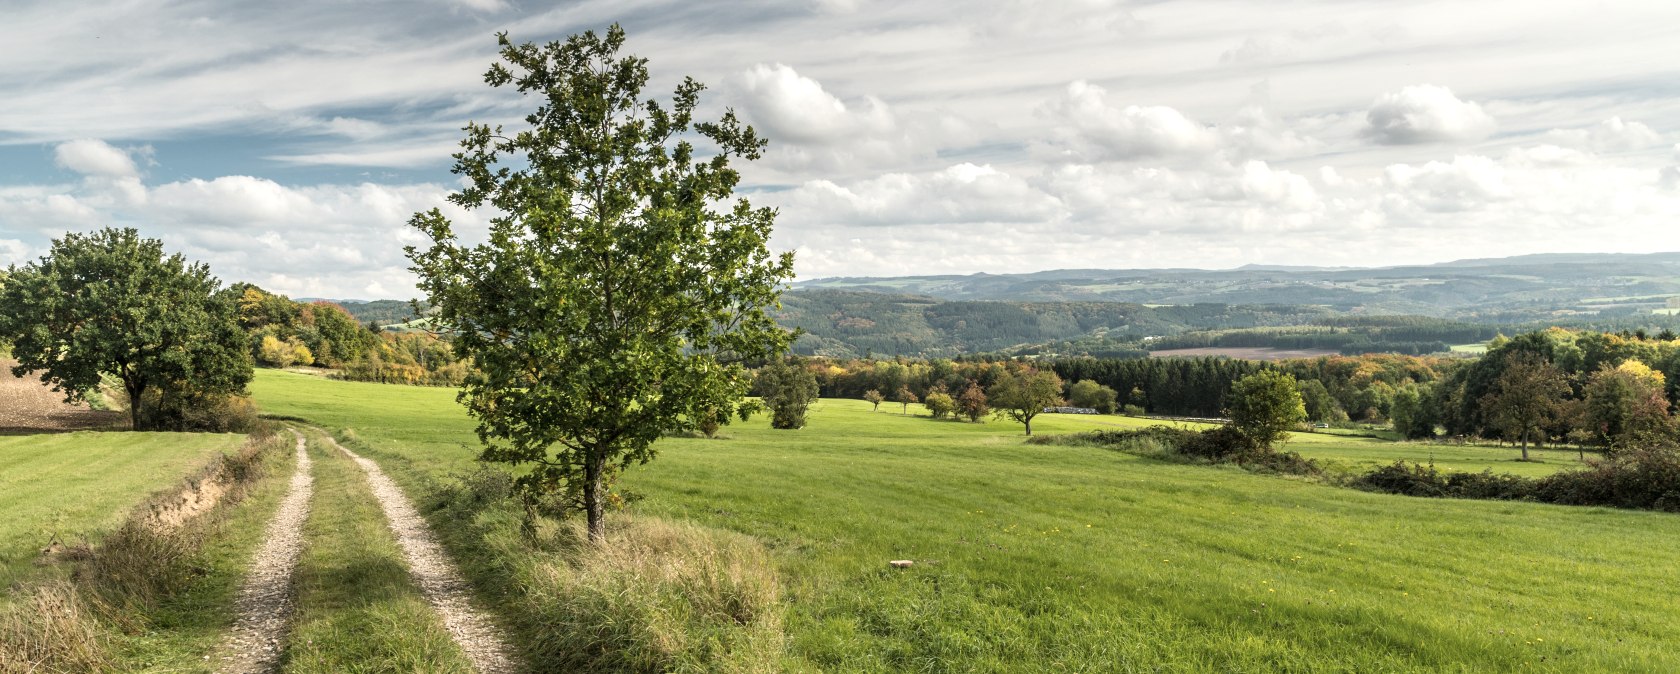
2,0,1679,299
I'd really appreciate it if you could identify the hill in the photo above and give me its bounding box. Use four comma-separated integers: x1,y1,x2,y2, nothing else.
794,252,1680,319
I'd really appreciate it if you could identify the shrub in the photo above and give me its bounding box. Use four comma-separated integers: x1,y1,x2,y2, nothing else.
430,475,786,673
1353,461,1450,497
1533,448,1680,511
134,389,260,433
1445,470,1534,500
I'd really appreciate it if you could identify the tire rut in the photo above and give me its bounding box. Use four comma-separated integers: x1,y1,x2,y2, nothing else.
214,428,313,674
318,431,518,674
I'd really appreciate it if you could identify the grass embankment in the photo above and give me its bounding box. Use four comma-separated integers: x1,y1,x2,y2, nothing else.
279,428,473,672
0,432,245,586
251,370,1680,672
0,428,294,672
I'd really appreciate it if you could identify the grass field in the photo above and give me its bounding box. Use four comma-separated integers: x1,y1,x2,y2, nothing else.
0,431,246,585
251,370,1680,672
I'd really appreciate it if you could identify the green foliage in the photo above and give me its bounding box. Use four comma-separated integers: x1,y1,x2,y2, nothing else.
1480,351,1571,458
405,26,793,540
253,370,1680,672
338,332,470,386
757,359,819,430
1227,370,1307,448
989,368,1063,435
1583,361,1675,452
0,227,252,430
923,389,956,419
1067,379,1118,413
304,301,377,367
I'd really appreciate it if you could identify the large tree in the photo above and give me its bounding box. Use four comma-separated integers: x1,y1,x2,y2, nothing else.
406,27,793,542
0,228,251,430
1227,370,1307,449
1481,352,1570,460
989,369,1064,435
1583,360,1674,453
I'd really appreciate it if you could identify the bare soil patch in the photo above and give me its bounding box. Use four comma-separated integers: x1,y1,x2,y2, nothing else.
1149,347,1341,361
0,359,124,433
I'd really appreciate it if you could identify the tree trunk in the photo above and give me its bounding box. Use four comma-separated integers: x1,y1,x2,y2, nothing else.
126,380,144,431
1520,428,1530,461
584,453,606,543
1024,417,1032,436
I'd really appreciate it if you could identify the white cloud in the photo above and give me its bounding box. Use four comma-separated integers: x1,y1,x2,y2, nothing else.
1038,81,1217,161
735,63,893,145
54,139,140,178
1544,117,1663,153
781,162,1060,227
1384,155,1511,212
1365,85,1496,145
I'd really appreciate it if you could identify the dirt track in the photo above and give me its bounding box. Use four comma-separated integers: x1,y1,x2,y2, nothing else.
0,359,123,432
320,432,517,673
215,429,313,674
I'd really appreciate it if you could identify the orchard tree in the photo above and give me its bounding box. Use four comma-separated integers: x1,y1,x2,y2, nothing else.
990,369,1063,435
957,382,989,422
1227,370,1307,449
0,228,252,430
896,384,918,415
923,388,956,419
863,389,885,412
406,27,794,542
757,358,819,429
1481,352,1570,460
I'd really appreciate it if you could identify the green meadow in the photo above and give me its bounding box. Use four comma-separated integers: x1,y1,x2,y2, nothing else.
251,369,1680,672
0,431,245,585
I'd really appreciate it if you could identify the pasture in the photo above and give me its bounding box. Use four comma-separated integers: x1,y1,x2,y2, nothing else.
0,431,246,585
251,369,1680,672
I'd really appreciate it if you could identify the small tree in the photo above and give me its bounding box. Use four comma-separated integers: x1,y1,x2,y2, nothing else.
957,382,989,422
863,389,885,412
405,27,793,542
1481,352,1570,460
924,389,956,419
990,369,1063,435
896,384,918,415
1227,370,1307,449
0,228,252,431
1068,379,1118,414
758,359,819,430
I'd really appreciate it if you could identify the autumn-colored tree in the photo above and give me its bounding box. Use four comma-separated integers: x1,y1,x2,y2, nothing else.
1583,360,1675,453
863,389,885,412
957,382,989,422
896,384,918,415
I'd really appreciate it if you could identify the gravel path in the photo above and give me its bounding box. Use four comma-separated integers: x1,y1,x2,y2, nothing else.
320,432,518,673
215,428,313,674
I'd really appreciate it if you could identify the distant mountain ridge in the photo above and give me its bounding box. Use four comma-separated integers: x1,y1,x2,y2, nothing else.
791,251,1680,318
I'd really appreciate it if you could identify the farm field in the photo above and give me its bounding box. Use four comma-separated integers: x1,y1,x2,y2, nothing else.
1149,346,1342,360
0,358,123,432
0,431,246,585
250,369,1678,672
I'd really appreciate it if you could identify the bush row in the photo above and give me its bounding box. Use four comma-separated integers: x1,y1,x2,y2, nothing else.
1032,425,1322,477
1353,448,1680,512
